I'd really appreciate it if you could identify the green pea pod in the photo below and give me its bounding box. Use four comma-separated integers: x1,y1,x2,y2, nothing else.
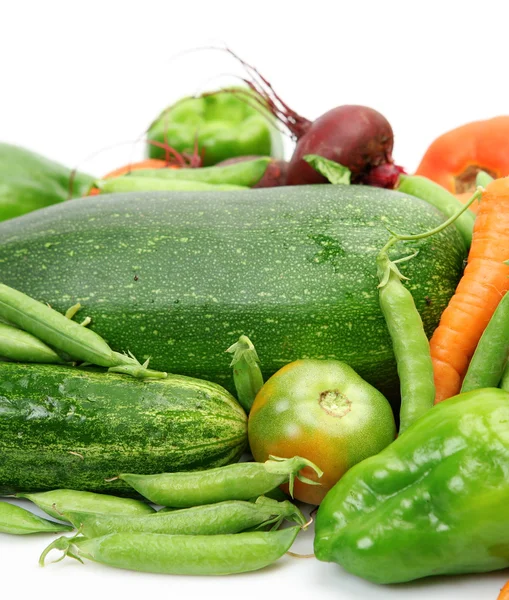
0,500,72,535
40,526,300,575
147,88,284,166
96,176,247,194
462,288,509,392
376,251,435,432
397,174,475,248
132,157,270,187
226,335,264,412
63,497,306,538
17,489,155,522
0,143,94,222
476,170,494,187
117,455,323,507
0,321,63,363
315,388,509,584
0,283,166,379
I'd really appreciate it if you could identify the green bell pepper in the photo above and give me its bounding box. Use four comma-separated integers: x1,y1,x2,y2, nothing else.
0,143,95,222
314,387,509,584
146,88,284,166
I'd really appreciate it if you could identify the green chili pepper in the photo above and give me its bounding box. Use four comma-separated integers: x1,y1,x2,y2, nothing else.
0,321,63,364
314,387,509,584
476,170,494,187
0,283,166,379
397,174,475,247
132,157,270,187
226,335,264,413
40,526,300,575
0,500,72,535
63,496,305,538
376,248,435,432
462,287,509,392
0,143,94,222
117,455,323,507
95,177,247,194
17,489,155,522
146,88,284,166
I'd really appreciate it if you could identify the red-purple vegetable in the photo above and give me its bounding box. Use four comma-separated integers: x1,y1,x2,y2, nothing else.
221,49,403,188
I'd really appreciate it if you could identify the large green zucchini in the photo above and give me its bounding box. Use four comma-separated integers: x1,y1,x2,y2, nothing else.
0,363,247,494
0,186,466,400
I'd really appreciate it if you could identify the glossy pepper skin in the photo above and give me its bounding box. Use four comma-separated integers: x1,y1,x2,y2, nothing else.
314,388,509,584
146,89,284,166
0,143,94,222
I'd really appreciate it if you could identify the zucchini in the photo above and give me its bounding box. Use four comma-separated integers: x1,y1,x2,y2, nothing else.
0,363,247,494
0,185,466,401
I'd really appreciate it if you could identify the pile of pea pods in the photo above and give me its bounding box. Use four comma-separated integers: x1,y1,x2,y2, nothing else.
1,456,320,575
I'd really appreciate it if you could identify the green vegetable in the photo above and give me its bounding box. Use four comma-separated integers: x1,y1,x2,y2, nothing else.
0,283,166,379
226,335,264,413
131,157,270,187
397,174,475,247
0,500,72,535
476,170,494,187
462,289,509,392
40,526,300,575
17,489,155,521
377,247,434,432
118,456,322,507
314,387,509,584
63,496,305,537
147,88,284,166
0,185,466,401
0,362,247,495
0,143,94,222
303,154,351,184
96,177,247,194
0,321,63,363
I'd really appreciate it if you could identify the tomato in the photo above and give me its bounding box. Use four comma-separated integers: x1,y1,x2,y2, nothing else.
248,359,396,504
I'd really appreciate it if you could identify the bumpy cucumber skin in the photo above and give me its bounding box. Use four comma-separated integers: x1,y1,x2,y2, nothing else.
0,363,247,495
0,185,466,401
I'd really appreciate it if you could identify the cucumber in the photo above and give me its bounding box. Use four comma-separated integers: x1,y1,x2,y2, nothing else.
0,363,247,494
0,185,466,400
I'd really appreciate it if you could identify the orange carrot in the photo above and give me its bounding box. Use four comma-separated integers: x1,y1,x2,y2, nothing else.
430,177,509,403
87,159,176,196
498,580,509,600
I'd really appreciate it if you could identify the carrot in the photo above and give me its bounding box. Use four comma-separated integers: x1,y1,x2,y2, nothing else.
455,191,480,214
430,177,509,403
88,159,175,196
498,580,509,600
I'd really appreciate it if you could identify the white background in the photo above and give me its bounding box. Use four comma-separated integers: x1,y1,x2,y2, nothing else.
1,1,508,598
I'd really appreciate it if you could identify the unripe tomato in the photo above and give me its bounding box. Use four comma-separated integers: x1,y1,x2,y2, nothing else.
248,359,396,504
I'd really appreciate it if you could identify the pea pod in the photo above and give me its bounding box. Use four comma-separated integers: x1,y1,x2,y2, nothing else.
0,500,72,535
476,170,494,187
397,174,475,247
117,456,323,507
0,321,63,363
63,496,306,538
462,287,509,392
96,176,247,195
40,526,300,575
132,157,270,187
0,283,166,379
376,248,435,433
226,335,264,412
17,489,155,522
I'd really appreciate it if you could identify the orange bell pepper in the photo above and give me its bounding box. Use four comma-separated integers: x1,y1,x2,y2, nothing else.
416,116,509,195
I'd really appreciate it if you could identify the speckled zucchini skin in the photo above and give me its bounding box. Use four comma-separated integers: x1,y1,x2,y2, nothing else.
0,186,466,400
0,363,247,494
